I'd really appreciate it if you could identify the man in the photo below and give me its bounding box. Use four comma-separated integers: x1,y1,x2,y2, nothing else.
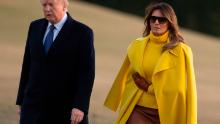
16,0,95,124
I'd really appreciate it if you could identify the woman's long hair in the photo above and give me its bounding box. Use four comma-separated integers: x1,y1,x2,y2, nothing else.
143,2,184,51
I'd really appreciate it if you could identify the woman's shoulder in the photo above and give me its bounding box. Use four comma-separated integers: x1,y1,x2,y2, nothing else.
134,36,149,43
135,36,148,42
128,36,149,47
127,36,149,52
176,42,193,56
179,42,192,52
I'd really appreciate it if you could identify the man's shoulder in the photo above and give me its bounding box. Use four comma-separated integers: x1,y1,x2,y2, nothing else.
26,18,46,31
71,19,93,33
30,18,46,25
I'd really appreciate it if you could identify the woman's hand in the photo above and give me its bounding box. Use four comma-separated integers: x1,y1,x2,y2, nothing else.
132,72,150,91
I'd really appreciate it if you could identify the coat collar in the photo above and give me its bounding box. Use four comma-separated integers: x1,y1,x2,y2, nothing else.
127,36,181,78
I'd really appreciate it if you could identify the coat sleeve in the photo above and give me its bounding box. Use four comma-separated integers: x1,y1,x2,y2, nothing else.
184,46,197,124
73,27,95,114
16,23,32,106
104,55,130,111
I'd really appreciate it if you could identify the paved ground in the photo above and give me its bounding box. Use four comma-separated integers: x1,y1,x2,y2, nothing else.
0,0,220,124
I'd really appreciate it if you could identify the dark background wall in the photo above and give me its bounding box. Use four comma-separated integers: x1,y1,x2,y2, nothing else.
81,0,220,38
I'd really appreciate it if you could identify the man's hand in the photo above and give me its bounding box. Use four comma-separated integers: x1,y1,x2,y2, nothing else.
71,108,84,124
132,72,150,91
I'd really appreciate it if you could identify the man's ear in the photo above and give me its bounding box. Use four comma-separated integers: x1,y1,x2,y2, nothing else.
63,5,67,12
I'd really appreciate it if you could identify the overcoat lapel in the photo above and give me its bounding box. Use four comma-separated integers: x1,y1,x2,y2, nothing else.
152,44,180,77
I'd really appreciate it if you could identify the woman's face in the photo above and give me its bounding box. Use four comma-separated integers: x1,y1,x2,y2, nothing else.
150,9,169,36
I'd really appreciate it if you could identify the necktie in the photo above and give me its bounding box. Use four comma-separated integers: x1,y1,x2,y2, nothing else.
44,25,55,54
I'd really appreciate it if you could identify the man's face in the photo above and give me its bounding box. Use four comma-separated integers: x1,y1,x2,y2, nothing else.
40,0,66,24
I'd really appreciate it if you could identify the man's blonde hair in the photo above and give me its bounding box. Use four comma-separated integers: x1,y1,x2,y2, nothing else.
63,0,69,12
63,0,69,7
40,0,69,10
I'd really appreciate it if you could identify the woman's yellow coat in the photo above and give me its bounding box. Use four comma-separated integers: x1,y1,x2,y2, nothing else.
104,37,197,124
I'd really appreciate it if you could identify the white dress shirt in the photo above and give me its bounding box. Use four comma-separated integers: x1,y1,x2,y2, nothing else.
43,13,68,44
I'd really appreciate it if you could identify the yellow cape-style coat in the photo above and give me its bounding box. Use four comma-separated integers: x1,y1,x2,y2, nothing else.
104,36,197,124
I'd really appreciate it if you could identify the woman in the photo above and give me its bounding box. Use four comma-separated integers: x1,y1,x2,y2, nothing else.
104,2,197,124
